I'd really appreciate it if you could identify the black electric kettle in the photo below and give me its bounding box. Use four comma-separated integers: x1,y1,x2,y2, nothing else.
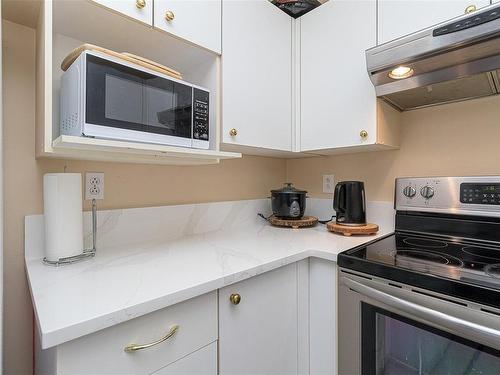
333,181,366,226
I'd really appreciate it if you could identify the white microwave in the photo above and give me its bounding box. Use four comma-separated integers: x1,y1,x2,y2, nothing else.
60,50,210,149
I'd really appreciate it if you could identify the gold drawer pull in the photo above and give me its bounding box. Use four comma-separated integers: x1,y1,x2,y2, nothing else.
465,4,477,14
136,0,146,9
124,324,179,353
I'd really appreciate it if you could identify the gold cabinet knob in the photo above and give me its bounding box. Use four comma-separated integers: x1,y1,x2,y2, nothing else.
360,130,368,139
465,4,477,14
165,10,175,21
229,128,238,137
229,293,241,305
136,0,146,9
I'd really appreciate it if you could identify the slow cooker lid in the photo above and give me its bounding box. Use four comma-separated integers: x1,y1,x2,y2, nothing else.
271,183,307,194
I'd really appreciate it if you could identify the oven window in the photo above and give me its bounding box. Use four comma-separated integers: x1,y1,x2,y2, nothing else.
86,54,192,138
361,303,500,375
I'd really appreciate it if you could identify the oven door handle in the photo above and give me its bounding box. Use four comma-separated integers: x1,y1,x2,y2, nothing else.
341,276,500,349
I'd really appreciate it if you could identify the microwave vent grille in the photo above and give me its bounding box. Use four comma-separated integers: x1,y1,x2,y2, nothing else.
61,113,79,135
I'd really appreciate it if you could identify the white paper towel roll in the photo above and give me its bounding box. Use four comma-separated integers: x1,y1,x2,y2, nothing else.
43,173,84,261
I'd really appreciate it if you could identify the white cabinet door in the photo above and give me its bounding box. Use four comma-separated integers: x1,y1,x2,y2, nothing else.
378,0,491,44
152,342,217,375
154,0,221,54
91,0,153,25
219,264,298,375
309,259,337,375
222,0,293,151
300,0,377,151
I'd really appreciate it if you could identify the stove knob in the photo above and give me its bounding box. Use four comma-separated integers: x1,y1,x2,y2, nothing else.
403,185,416,198
420,185,435,199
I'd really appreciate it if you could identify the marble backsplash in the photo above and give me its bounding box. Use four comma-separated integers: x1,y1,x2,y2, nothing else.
25,198,394,261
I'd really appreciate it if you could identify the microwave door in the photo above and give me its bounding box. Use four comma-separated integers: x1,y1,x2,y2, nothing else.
144,79,193,145
86,54,147,132
84,54,193,147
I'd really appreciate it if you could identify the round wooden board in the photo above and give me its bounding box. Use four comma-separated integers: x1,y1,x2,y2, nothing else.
268,215,318,229
327,222,379,236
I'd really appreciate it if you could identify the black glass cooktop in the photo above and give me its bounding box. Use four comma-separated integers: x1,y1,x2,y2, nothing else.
338,232,500,309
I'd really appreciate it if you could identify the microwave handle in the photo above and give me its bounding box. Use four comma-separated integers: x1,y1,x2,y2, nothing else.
340,276,500,349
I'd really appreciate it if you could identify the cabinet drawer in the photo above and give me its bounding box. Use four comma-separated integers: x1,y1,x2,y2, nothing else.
56,292,217,375
91,0,154,26
151,342,217,375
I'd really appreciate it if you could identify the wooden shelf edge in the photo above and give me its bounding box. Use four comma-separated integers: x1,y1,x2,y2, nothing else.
49,136,241,165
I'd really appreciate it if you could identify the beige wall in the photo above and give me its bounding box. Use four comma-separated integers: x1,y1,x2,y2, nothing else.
2,20,286,375
287,94,500,202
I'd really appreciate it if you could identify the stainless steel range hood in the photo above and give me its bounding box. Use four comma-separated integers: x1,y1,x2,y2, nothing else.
366,4,500,111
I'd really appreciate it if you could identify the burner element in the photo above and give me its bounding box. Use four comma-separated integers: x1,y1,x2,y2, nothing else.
462,246,500,262
396,249,464,267
403,237,448,249
485,264,500,279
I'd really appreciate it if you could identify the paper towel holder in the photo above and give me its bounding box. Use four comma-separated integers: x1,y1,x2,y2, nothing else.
43,199,98,266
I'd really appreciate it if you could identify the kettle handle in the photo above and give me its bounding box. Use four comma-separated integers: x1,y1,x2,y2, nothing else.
333,183,346,214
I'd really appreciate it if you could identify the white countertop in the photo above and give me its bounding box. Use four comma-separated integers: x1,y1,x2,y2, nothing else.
25,199,394,349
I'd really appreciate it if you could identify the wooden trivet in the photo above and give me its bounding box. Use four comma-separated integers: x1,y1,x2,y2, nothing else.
327,222,379,236
268,215,318,229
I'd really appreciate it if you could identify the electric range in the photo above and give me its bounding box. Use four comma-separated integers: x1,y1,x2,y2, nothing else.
337,176,500,375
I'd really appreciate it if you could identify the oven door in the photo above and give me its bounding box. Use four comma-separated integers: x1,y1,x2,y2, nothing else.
338,270,500,375
84,53,194,147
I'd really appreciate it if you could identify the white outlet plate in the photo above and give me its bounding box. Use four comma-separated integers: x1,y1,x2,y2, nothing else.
85,172,104,200
323,174,335,194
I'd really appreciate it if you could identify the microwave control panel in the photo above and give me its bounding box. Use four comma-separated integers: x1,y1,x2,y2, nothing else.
193,89,209,141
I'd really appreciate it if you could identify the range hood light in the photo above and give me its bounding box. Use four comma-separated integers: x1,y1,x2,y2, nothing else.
388,66,414,80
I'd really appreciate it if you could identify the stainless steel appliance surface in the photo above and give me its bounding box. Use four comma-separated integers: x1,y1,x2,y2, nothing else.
338,176,500,375
333,181,366,226
366,4,500,111
60,50,210,149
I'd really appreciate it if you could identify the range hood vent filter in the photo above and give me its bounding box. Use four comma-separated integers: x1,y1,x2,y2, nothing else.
383,71,499,111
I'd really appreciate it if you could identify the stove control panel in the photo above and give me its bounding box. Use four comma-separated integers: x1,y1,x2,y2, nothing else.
460,183,500,205
395,176,500,217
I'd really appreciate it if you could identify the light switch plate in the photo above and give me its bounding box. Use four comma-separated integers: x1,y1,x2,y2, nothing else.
85,172,104,200
323,175,335,194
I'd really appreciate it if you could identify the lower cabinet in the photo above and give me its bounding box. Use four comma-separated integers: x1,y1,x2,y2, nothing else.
36,260,338,375
218,262,307,375
36,292,218,375
309,258,338,375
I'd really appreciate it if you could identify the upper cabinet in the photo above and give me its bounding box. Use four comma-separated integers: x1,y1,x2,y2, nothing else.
300,0,378,151
221,0,293,152
154,0,222,54
91,0,154,25
91,0,221,53
378,0,491,44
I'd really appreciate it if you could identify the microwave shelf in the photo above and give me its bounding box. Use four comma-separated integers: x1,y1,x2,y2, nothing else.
50,135,241,166
32,0,226,166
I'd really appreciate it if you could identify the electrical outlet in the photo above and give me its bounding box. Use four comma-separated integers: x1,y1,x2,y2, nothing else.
323,174,335,194
85,172,104,200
